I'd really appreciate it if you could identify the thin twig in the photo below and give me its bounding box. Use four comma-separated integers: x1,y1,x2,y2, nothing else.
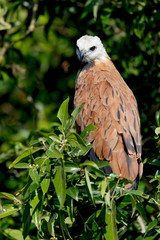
0,1,39,63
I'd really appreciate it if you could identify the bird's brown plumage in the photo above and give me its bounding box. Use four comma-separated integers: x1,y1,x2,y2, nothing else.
74,57,143,185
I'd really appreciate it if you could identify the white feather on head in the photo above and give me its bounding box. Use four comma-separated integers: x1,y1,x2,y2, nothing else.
76,35,109,63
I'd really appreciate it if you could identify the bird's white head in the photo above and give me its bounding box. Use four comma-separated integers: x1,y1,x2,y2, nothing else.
76,35,109,64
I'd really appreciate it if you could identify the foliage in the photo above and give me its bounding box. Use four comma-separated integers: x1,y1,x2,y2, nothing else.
0,99,160,240
0,0,160,239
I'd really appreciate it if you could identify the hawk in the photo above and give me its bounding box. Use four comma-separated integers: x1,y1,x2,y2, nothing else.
74,35,143,189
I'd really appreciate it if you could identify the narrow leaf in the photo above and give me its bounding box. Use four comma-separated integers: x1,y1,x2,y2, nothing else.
0,208,20,219
14,163,30,169
80,160,99,169
70,102,85,129
59,212,73,240
130,194,136,217
101,180,107,198
41,178,50,195
23,203,32,239
53,165,66,209
105,200,118,240
57,97,69,128
29,169,40,184
85,168,94,204
9,147,40,169
0,192,20,202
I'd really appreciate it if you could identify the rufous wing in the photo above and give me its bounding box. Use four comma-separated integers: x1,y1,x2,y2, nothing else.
74,58,143,182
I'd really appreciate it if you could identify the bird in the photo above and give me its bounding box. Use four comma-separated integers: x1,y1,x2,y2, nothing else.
74,35,143,189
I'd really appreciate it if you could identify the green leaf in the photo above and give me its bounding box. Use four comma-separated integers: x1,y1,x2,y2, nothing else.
86,209,101,223
41,178,50,195
23,203,31,240
66,186,79,201
105,200,118,240
81,160,105,177
0,18,11,31
64,162,80,173
46,148,63,159
0,208,20,219
67,132,88,154
47,213,57,236
0,192,16,200
59,211,73,240
134,28,142,39
95,160,110,168
3,229,28,240
70,102,85,129
29,169,40,184
53,164,66,209
14,163,30,168
155,127,160,135
101,180,107,198
80,123,97,139
130,194,136,217
85,168,94,205
145,219,158,232
105,191,111,208
128,190,149,199
57,97,69,128
0,192,21,203
80,160,99,169
9,147,40,169
155,110,160,126
93,2,99,20
49,134,61,143
30,194,40,215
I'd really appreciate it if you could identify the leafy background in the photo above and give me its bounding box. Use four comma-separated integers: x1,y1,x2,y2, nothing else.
0,0,160,239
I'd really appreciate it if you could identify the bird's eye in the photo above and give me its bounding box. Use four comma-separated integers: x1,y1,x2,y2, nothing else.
89,46,96,51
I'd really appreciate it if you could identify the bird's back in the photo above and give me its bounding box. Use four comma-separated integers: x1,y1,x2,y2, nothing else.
74,58,143,188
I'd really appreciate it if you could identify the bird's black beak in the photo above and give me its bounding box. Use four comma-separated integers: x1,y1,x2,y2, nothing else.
76,47,85,62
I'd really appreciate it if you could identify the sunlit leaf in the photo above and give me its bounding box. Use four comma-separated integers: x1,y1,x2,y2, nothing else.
101,180,107,198
14,163,30,168
80,123,97,139
46,148,63,159
155,127,160,135
30,194,40,215
0,208,20,219
105,200,118,240
66,186,79,201
9,147,41,169
29,169,40,184
0,192,20,202
69,102,85,130
41,178,50,195
64,162,80,173
80,160,99,169
57,97,69,128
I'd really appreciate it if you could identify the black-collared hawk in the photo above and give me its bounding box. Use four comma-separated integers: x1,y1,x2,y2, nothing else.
74,35,143,189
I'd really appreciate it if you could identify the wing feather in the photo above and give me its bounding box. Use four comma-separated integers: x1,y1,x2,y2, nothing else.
74,58,142,181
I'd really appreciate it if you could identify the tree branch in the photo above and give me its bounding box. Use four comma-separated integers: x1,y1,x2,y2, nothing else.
0,1,39,63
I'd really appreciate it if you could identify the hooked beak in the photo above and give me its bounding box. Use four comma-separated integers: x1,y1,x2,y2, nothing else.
76,48,85,62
